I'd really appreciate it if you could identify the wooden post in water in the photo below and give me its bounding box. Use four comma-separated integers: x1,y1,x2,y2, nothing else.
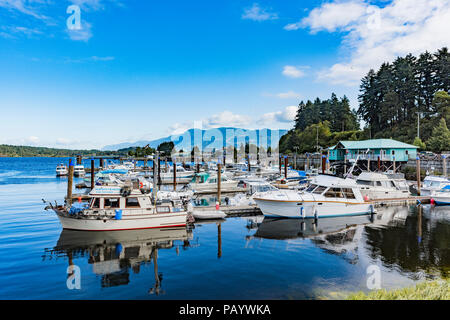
284,156,288,179
377,156,381,172
67,159,74,206
217,162,222,205
393,156,396,172
76,155,82,165
417,204,422,244
99,158,104,169
416,156,421,195
279,155,282,175
322,155,326,174
158,155,161,186
173,161,177,191
90,158,95,190
165,157,168,173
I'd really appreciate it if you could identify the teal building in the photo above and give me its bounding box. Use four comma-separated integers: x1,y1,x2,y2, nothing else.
328,139,418,162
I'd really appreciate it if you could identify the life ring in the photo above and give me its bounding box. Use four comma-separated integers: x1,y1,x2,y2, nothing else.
139,182,144,189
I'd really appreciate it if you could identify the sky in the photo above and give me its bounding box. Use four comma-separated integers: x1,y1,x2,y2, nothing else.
0,0,449,149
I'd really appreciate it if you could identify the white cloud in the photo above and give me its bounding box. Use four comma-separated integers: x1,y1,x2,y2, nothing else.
0,0,48,20
282,65,305,78
242,3,278,21
90,56,115,61
204,111,251,128
259,106,297,124
276,91,301,99
66,20,92,41
292,0,450,86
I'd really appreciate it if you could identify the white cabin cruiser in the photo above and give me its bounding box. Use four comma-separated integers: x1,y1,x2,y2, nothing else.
159,166,195,184
253,175,373,219
186,172,238,192
56,164,68,176
354,171,410,200
421,175,450,196
44,185,188,231
73,165,86,177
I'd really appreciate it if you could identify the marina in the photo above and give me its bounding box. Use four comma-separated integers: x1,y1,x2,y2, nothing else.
0,155,448,299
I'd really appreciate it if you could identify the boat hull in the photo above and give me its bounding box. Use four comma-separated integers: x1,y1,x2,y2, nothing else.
56,211,187,231
433,196,450,206
254,198,372,219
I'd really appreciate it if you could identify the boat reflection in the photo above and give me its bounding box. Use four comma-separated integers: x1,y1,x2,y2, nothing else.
44,227,193,294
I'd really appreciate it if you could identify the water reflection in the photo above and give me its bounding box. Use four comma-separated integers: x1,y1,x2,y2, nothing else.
248,205,450,278
364,205,450,278
44,227,193,294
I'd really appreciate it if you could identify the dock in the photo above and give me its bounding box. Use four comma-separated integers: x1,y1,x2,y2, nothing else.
193,205,262,216
369,196,431,207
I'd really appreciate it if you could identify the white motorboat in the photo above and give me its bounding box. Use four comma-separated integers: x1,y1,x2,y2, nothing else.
73,165,86,177
354,171,411,200
44,185,188,231
432,185,450,206
56,164,68,176
421,175,450,196
253,174,374,219
186,172,238,192
159,166,195,184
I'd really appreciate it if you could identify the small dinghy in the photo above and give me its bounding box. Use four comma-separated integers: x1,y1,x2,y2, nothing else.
192,210,226,220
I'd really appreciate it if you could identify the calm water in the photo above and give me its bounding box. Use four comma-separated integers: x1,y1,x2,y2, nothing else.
0,157,449,299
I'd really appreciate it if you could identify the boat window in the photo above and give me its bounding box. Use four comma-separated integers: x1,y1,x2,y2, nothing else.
342,188,356,199
156,206,170,213
356,180,372,186
312,186,327,194
91,198,100,209
376,181,382,187
126,198,140,208
306,184,318,192
324,188,345,198
104,198,120,209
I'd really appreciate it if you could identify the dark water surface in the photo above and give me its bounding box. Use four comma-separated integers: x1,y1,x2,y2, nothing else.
0,157,449,299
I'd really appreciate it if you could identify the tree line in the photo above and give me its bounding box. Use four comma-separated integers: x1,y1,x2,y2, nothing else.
280,47,450,154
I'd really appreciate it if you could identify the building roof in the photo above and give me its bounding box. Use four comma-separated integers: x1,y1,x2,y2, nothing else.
331,139,418,150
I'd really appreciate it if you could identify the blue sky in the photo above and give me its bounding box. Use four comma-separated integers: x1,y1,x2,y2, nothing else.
0,0,448,149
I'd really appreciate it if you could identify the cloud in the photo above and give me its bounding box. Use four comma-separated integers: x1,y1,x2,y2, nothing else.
291,0,450,86
259,106,297,124
282,65,305,78
276,91,301,99
242,3,278,21
90,56,115,61
66,20,92,41
203,111,251,128
0,0,49,20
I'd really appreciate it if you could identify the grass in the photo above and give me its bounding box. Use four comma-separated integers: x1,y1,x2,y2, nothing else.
347,279,450,300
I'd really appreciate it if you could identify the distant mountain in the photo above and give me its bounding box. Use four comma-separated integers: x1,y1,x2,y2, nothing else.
102,127,288,151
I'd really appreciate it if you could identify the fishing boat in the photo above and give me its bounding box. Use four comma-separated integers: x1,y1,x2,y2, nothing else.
44,185,188,231
73,165,86,177
56,164,68,176
354,171,410,200
421,175,450,196
253,174,374,219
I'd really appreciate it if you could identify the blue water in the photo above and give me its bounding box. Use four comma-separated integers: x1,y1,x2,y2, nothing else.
0,157,449,299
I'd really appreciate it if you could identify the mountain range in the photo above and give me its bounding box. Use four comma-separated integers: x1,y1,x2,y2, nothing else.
102,127,288,151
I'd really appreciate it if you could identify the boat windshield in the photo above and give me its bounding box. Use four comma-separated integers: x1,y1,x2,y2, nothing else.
312,186,327,194
306,184,318,192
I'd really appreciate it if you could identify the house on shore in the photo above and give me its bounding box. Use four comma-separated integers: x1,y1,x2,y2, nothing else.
328,139,418,170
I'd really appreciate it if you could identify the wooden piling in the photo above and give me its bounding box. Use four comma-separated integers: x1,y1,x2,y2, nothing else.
76,155,82,165
173,161,177,191
416,157,421,195
90,158,95,190
217,162,222,205
247,156,251,172
284,156,288,179
279,155,282,175
158,156,161,186
153,151,159,201
377,156,381,172
322,155,326,174
393,156,396,172
67,159,74,206
99,158,104,168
